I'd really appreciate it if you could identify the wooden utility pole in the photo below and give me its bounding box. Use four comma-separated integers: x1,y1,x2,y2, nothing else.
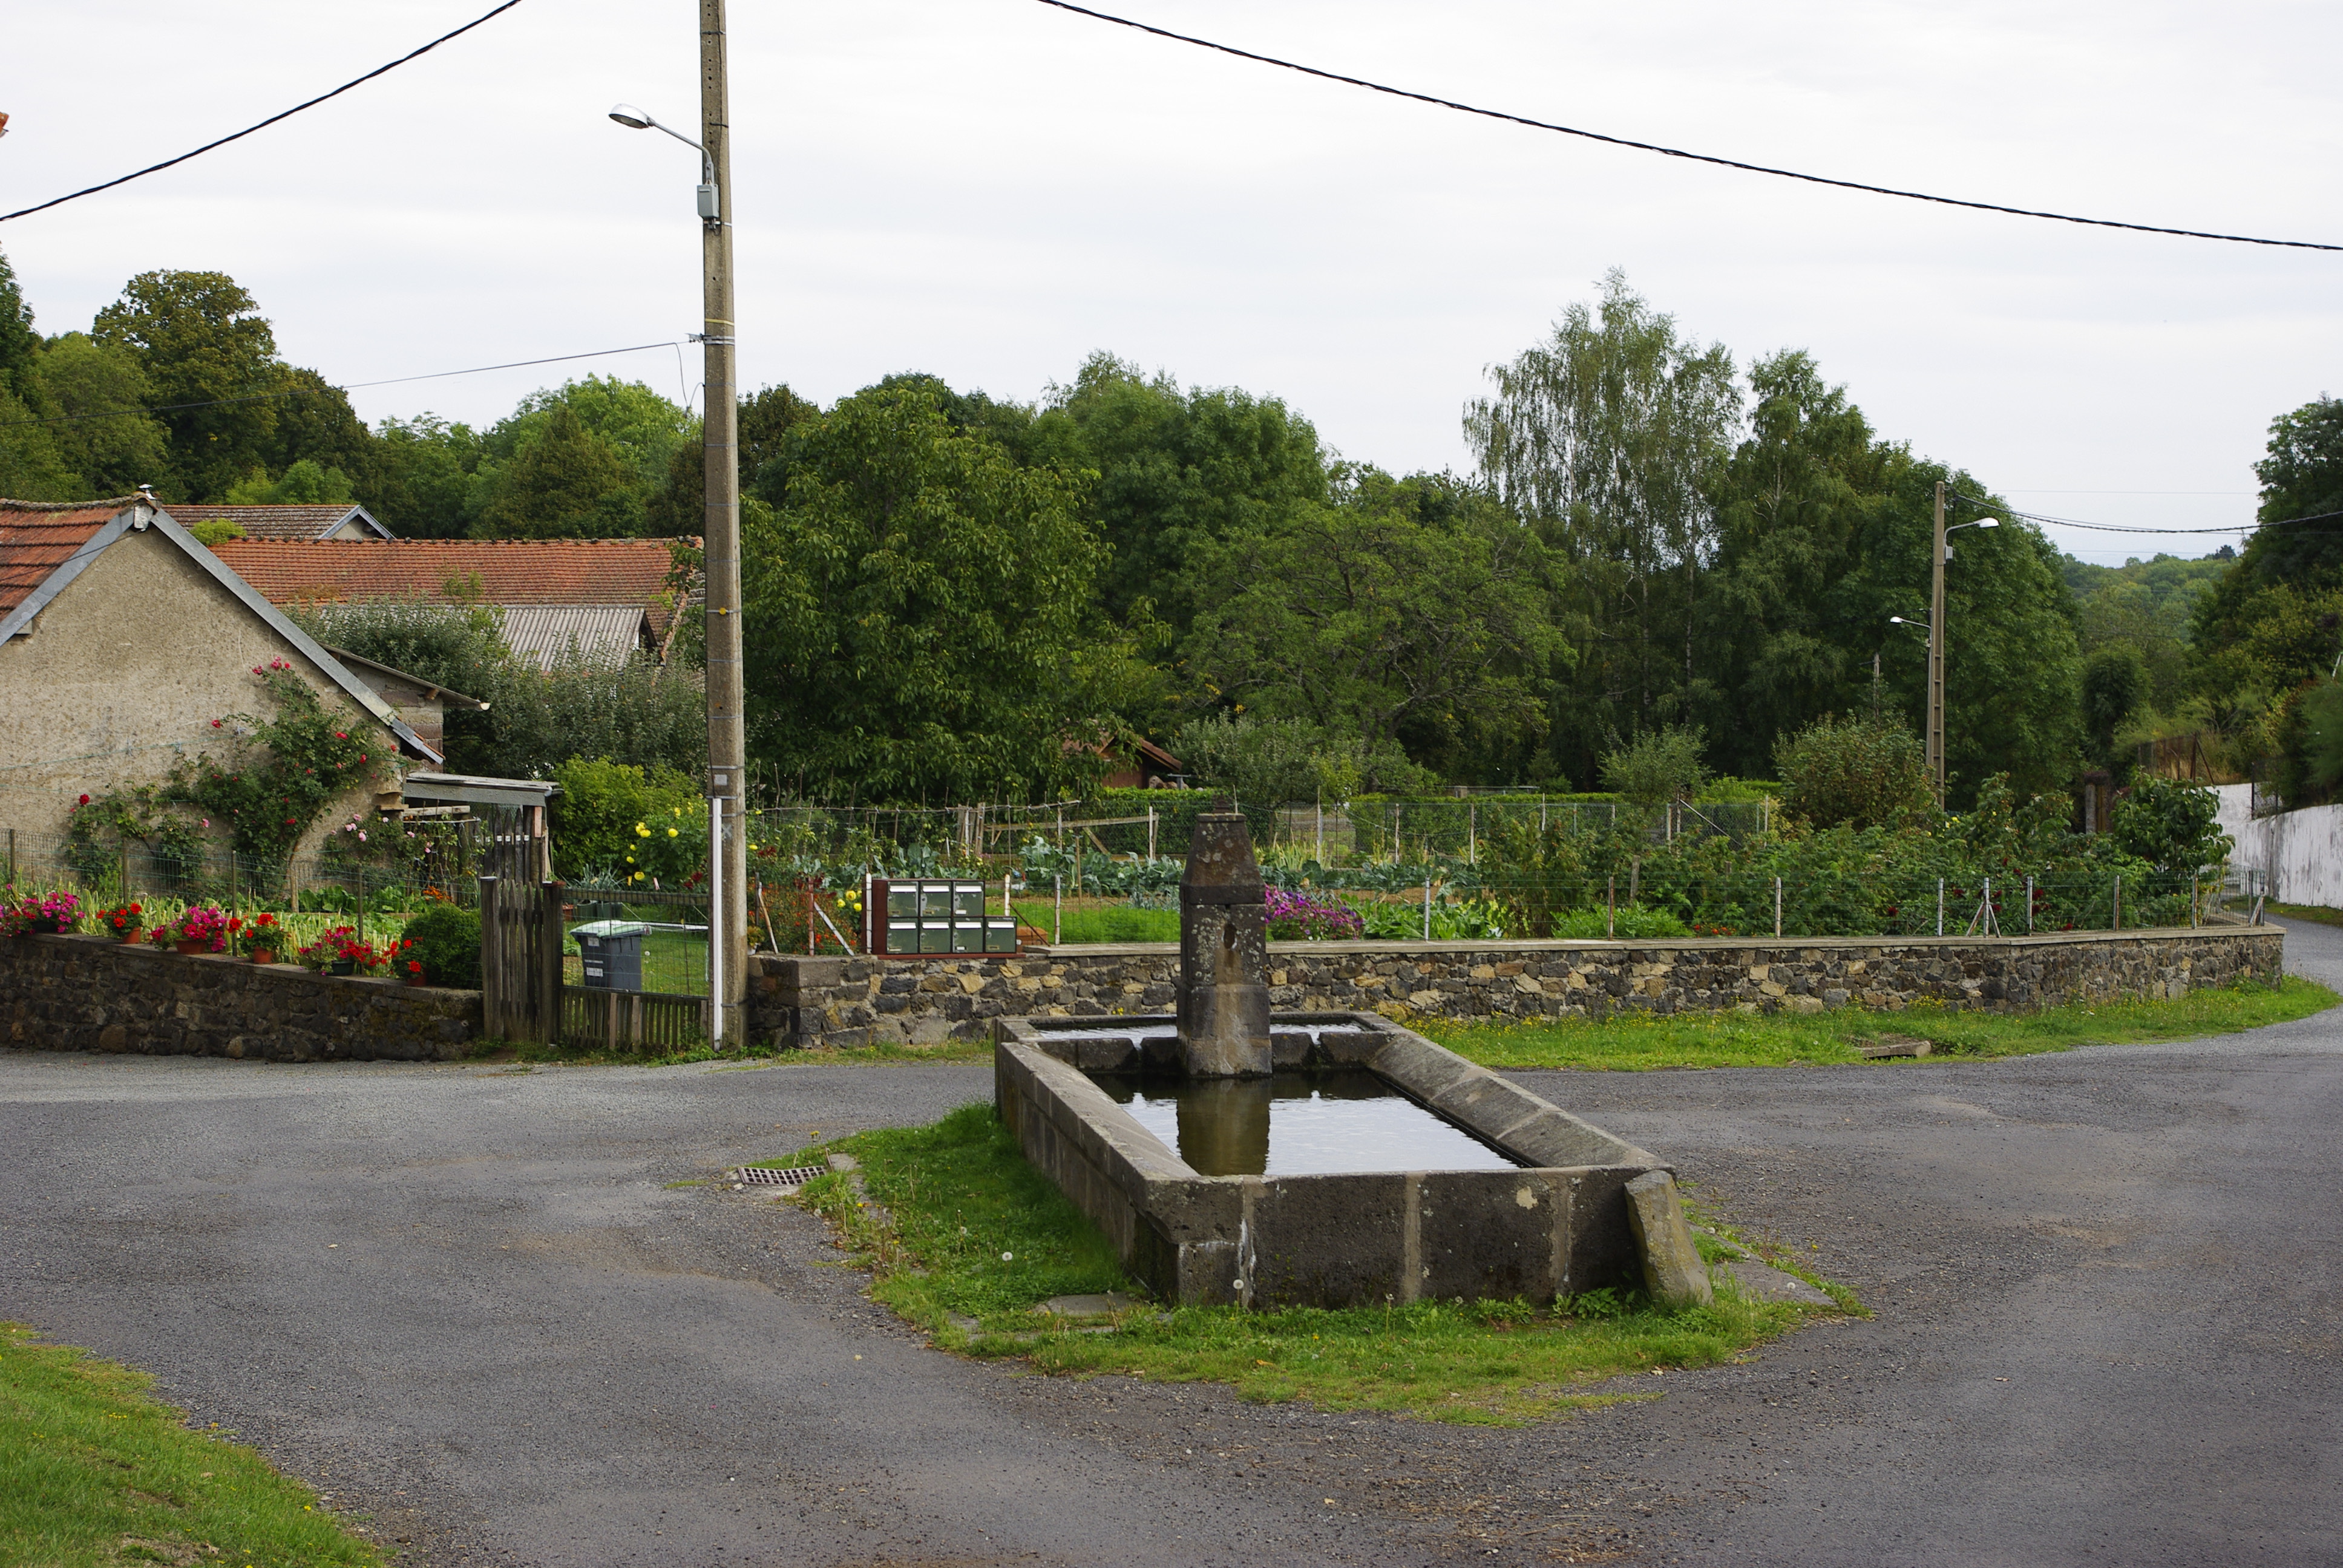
1928,479,1947,803
701,0,747,1038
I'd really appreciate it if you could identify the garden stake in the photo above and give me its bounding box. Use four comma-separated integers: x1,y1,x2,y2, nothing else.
1935,877,1944,937
1607,875,1616,939
2114,874,2122,930
1422,873,1431,940
1774,877,1782,938
2191,872,2198,928
2027,874,2035,933
1054,874,1062,946
356,864,364,945
756,881,780,956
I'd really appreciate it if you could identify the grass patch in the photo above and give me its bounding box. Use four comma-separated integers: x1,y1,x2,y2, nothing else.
1011,900,1180,945
0,1323,380,1567
795,1104,1823,1425
1412,975,2336,1072
2267,902,2343,929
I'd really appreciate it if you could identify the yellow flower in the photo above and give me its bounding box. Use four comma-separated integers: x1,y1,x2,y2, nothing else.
667,828,678,838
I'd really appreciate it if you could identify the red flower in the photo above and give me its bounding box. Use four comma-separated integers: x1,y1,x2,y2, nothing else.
212,719,223,728
77,793,90,805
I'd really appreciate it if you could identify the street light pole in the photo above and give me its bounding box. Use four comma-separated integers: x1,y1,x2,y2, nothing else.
1930,479,1947,804
700,0,746,1043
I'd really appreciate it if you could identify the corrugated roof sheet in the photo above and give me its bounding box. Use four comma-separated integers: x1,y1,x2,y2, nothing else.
208,537,693,635
160,503,388,541
0,497,136,615
497,604,653,670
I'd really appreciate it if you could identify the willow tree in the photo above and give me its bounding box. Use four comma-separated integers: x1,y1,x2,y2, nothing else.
1464,270,1740,781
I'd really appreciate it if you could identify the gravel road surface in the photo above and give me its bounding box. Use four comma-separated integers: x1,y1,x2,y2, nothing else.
4,921,2338,1566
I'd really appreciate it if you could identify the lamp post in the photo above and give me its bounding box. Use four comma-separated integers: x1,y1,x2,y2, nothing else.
1906,481,2001,803
608,0,746,1044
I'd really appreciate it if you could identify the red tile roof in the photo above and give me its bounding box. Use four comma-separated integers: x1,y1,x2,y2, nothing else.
0,497,136,615
208,537,696,634
160,503,385,541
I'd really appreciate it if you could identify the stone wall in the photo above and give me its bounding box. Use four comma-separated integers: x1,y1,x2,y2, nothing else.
2,932,482,1062
749,926,2284,1051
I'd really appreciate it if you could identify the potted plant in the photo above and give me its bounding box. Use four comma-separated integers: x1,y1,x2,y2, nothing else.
166,904,231,955
94,901,146,942
296,926,368,975
233,910,287,964
5,891,82,935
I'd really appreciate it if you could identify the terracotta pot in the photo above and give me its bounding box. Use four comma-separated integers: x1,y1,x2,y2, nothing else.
117,929,143,945
249,950,276,966
174,938,209,955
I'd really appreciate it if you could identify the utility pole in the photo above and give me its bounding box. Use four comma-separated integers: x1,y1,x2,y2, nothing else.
1928,479,1947,805
701,0,747,1039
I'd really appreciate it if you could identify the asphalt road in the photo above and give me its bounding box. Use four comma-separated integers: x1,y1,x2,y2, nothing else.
4,921,2339,1566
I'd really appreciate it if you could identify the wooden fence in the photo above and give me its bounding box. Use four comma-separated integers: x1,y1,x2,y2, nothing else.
558,985,709,1053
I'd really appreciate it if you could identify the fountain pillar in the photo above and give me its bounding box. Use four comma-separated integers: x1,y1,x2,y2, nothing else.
1176,802,1273,1078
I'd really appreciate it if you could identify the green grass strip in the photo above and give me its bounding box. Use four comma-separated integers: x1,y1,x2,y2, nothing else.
0,1323,381,1567
794,1104,1829,1425
1413,975,2336,1072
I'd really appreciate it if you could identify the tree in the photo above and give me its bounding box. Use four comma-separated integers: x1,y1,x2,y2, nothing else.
1464,270,1742,778
0,383,79,500
2192,396,2343,722
654,381,819,535
32,333,171,496
0,244,39,403
1025,352,1327,634
261,367,380,493
2081,644,2149,774
93,270,281,500
1697,351,1889,775
1183,466,1559,777
474,403,644,538
1170,714,1430,804
226,457,355,505
367,414,482,538
740,382,1112,803
1599,725,1709,811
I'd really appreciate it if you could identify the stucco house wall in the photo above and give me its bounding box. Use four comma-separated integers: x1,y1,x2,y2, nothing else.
0,508,420,854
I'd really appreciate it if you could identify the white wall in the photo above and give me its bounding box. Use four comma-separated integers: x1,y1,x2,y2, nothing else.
2216,783,2343,909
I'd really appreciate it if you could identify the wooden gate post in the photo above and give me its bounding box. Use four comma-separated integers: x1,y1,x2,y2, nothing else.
478,875,503,1037
539,880,566,1045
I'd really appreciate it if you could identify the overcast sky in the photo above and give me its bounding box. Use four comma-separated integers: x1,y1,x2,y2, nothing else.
6,0,2338,563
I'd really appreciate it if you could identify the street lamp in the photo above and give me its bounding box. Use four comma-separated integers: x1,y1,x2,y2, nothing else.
607,1,745,1048
608,104,718,221
1921,479,2005,804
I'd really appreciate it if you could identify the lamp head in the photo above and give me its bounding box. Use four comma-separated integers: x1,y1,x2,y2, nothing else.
1974,517,2000,529
608,104,654,129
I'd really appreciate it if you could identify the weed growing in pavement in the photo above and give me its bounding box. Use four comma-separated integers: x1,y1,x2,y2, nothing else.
791,1103,1832,1426
0,1323,381,1566
1407,975,2335,1073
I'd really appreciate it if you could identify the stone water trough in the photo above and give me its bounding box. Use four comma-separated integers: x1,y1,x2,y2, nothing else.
994,803,1706,1310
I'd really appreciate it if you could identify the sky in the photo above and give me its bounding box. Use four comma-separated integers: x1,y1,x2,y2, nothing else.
4,0,2338,564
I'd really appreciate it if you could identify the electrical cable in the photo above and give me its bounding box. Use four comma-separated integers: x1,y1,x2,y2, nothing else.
1032,0,2342,253
1952,489,2343,534
0,0,529,223
0,341,681,431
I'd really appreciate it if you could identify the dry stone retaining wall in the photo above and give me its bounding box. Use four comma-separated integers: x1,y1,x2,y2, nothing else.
2,932,481,1062
750,926,2282,1051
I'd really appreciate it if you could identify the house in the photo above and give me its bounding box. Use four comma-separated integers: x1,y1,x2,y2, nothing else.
0,495,442,846
206,537,693,667
166,502,394,541
1063,733,1185,789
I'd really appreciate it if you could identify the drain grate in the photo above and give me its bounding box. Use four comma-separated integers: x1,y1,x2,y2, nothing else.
728,1165,826,1189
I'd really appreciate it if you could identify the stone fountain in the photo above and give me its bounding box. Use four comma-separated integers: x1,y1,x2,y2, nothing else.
994,802,1707,1309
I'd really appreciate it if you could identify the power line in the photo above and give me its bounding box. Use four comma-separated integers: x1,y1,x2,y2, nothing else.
1032,0,2343,254
0,0,529,224
0,341,681,431
1954,489,2343,534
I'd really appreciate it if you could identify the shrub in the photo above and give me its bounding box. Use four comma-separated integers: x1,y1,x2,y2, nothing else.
1548,904,1689,939
549,757,701,880
1773,713,1932,829
399,902,482,988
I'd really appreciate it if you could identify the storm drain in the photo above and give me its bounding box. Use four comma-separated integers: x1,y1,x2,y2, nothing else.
727,1165,826,1191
